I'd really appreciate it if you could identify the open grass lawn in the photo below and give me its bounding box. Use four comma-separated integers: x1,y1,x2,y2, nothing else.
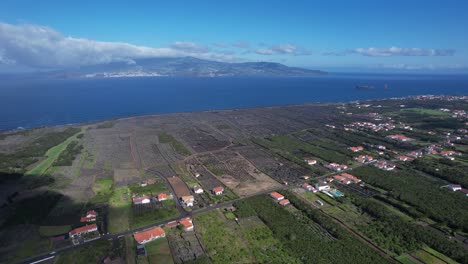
108,187,132,233
145,237,174,264
128,181,169,196
26,129,82,176
55,239,112,264
422,246,458,264
411,249,445,264
130,208,179,229
323,203,372,227
238,216,300,263
396,254,420,264
38,225,70,236
195,209,254,263
401,108,450,117
90,178,114,204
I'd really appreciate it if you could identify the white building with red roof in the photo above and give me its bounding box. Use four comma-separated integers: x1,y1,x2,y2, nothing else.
157,193,168,201
133,195,152,205
270,192,284,201
80,210,97,223
179,217,194,231
134,226,165,244
212,186,224,195
69,224,98,238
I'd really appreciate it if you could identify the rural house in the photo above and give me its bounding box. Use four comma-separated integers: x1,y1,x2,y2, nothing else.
181,195,194,207
80,210,97,223
270,192,284,201
212,186,224,195
133,195,152,205
134,226,166,244
69,224,98,238
193,186,204,194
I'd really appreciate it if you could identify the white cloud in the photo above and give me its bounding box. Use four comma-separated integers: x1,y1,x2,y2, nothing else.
324,47,455,57
170,41,210,53
377,63,467,70
0,22,234,69
254,43,311,56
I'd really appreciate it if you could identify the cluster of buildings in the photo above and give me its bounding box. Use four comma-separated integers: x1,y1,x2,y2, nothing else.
132,192,169,205
326,163,348,172
270,192,290,206
374,160,396,171
386,134,414,142
355,155,373,163
345,121,395,132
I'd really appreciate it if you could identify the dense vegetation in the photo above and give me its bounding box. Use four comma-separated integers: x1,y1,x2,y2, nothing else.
53,141,83,166
253,135,349,164
352,166,468,231
353,197,468,263
0,128,81,174
410,158,468,187
235,195,390,264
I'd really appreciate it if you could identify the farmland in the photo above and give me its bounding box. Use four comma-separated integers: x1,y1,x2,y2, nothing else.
1,96,468,264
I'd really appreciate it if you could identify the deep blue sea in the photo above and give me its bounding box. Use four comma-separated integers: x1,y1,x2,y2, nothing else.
1,73,467,131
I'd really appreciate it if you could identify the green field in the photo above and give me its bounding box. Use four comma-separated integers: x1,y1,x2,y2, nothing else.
55,239,112,264
26,129,82,176
401,108,450,116
38,225,70,236
195,209,254,263
238,216,300,263
145,237,174,264
130,207,179,229
396,254,419,264
108,187,132,233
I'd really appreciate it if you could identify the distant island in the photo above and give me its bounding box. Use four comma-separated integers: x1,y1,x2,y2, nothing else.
42,56,327,79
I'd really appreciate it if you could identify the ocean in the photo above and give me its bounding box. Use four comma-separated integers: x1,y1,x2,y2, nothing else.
1,73,467,131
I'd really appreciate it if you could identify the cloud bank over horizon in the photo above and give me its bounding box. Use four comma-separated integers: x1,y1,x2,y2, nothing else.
325,47,455,57
0,23,237,69
0,22,460,72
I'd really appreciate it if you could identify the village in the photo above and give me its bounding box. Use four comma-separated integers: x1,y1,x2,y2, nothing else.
2,95,468,264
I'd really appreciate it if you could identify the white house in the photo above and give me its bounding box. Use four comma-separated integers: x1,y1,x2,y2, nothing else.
212,186,224,195
181,196,194,207
315,182,330,191
448,184,462,192
193,186,204,194
133,195,152,205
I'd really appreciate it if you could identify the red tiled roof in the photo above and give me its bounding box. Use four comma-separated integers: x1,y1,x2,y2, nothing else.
134,227,165,243
86,210,97,217
158,193,167,200
69,224,97,236
133,195,152,203
80,216,96,223
179,218,193,230
279,199,290,206
270,192,284,199
212,186,224,193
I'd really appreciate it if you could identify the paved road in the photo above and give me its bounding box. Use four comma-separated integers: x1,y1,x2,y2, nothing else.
20,185,289,264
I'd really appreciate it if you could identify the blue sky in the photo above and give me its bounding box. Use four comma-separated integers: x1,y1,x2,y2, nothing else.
0,0,467,72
